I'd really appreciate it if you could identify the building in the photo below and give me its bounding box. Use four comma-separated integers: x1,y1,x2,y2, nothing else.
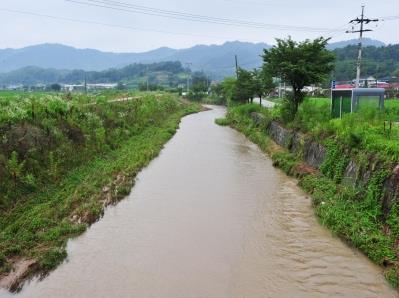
62,83,118,92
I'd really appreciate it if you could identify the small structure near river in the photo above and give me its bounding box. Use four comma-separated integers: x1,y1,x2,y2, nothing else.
331,88,385,118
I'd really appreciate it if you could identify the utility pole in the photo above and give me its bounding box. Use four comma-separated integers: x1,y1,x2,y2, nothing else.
146,65,149,92
185,62,192,94
84,72,87,95
235,55,239,79
346,6,378,88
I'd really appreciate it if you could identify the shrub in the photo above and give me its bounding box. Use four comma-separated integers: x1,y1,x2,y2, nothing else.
271,151,298,174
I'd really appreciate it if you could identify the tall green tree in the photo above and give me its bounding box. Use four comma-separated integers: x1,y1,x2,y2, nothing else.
252,69,265,103
219,77,237,103
49,83,61,92
188,71,208,100
253,68,275,107
234,68,256,103
262,37,335,114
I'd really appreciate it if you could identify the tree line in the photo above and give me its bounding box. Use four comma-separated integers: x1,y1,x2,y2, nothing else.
212,37,335,118
0,61,187,86
334,44,399,80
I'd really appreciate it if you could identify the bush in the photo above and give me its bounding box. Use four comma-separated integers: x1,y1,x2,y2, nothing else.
215,118,230,126
0,253,6,268
278,98,297,124
0,93,183,210
39,248,67,271
292,98,331,132
271,151,298,174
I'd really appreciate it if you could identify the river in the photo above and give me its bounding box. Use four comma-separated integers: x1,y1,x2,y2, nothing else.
1,106,397,298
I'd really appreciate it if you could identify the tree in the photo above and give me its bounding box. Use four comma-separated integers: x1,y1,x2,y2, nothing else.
210,83,223,97
252,68,275,107
138,82,163,91
252,69,264,105
191,72,208,89
234,68,256,103
49,83,61,92
263,37,335,114
187,71,208,101
219,77,237,103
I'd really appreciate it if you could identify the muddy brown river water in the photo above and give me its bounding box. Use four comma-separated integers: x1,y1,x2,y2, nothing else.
1,106,397,298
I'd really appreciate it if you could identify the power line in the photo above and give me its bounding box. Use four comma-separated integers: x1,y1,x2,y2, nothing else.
346,5,378,88
86,0,303,29
67,0,316,31
0,8,263,41
65,0,342,32
222,0,281,6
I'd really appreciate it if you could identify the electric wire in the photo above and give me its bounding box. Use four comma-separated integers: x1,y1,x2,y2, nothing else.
65,0,343,32
0,8,267,41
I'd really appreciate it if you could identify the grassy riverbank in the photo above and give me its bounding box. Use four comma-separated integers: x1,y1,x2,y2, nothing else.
217,101,399,289
0,91,200,290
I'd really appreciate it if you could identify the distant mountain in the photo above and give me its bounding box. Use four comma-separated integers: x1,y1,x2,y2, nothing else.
0,61,186,86
168,41,269,77
0,44,178,73
327,38,385,50
0,41,269,77
0,39,390,80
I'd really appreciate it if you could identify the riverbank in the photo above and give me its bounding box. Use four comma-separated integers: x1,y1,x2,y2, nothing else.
0,93,200,291
2,105,396,298
217,103,399,289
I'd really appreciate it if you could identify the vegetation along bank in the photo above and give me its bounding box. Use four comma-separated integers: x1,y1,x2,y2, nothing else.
216,99,399,289
207,35,399,290
0,91,200,290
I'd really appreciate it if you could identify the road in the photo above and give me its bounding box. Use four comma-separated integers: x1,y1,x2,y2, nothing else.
253,97,276,108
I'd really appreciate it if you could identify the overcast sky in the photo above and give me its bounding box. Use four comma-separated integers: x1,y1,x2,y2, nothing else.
1,0,398,52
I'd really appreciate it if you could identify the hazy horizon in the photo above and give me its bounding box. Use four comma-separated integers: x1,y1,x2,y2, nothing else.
0,38,391,54
1,0,398,52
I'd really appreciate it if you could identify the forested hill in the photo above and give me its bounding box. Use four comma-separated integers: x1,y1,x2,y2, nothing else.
2,43,399,85
0,61,186,86
0,41,269,76
334,44,399,80
0,39,384,78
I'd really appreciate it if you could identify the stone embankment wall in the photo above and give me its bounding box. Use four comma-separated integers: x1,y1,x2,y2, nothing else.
251,112,399,219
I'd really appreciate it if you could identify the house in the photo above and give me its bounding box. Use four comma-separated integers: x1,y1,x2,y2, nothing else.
63,84,85,92
87,83,118,90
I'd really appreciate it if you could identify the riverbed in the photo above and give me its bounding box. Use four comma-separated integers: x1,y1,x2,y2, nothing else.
1,106,396,297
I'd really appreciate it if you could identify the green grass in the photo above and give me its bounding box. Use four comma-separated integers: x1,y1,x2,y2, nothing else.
214,118,230,126
385,99,399,108
0,91,185,209
0,91,200,283
272,97,399,161
271,151,299,174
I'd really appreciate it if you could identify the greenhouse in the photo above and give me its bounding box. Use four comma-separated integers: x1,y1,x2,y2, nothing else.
331,88,385,118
